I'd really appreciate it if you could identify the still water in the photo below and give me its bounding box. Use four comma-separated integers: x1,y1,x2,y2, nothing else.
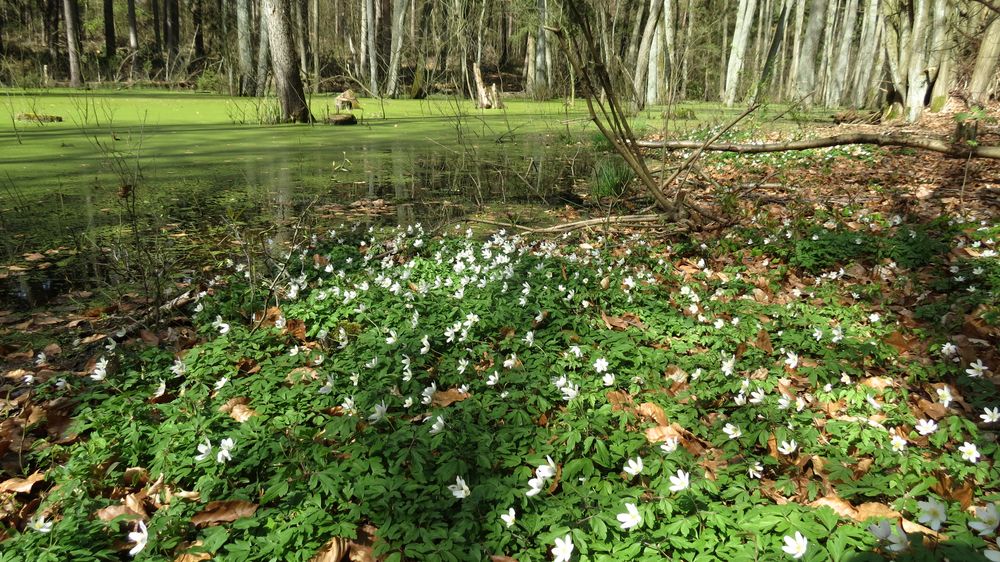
1,99,596,308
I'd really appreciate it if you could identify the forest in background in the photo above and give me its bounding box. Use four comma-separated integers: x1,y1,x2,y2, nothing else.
0,0,999,122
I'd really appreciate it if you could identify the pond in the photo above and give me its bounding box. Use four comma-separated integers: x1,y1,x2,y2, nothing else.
0,91,606,308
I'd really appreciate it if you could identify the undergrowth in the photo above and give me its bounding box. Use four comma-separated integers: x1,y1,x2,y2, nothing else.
2,215,999,562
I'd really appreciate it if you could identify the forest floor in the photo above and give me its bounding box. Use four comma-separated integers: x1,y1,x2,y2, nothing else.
0,101,999,561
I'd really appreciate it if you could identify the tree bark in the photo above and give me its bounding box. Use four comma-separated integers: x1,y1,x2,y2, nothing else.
294,0,309,75
969,15,1000,103
151,0,161,53
312,0,319,93
825,0,858,107
63,0,83,86
366,0,378,93
904,0,930,122
925,0,951,109
786,0,805,97
795,0,826,106
851,0,880,107
256,6,272,96
384,0,409,97
103,0,116,61
637,133,1000,159
192,0,205,59
724,0,757,106
634,0,664,108
126,0,139,53
817,0,838,100
165,0,179,63
531,0,550,99
264,0,311,122
237,0,255,95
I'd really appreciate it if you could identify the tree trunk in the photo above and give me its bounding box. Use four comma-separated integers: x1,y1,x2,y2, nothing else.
237,0,255,95
366,0,378,93
295,0,309,75
969,16,1000,104
724,0,758,106
795,0,826,106
625,1,646,72
825,0,858,107
531,0,550,99
786,0,805,97
193,0,205,59
63,0,83,86
634,0,664,108
264,0,311,122
817,0,838,100
756,0,791,97
851,0,880,107
719,0,729,100
645,16,663,105
151,0,161,53
165,0,179,64
904,0,930,121
925,0,950,110
126,0,139,53
256,6,272,96
103,0,116,61
312,0,319,93
384,0,408,97
45,0,61,64
681,0,693,98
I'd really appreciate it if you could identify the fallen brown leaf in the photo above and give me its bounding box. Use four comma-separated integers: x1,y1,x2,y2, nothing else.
310,537,350,562
286,366,318,384
432,388,470,407
192,500,258,526
219,397,258,422
607,390,634,412
0,472,45,494
636,402,668,426
601,311,647,331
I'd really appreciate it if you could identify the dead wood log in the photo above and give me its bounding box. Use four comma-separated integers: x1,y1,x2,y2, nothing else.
636,133,1000,159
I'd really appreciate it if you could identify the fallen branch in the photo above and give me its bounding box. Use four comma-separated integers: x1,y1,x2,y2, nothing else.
457,214,680,235
636,133,1000,159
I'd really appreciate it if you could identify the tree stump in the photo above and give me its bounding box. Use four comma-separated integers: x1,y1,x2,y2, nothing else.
325,114,357,126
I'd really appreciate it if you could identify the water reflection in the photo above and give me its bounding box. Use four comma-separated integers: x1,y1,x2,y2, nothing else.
0,133,591,308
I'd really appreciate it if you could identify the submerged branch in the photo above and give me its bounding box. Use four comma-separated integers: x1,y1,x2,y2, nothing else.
636,133,1000,159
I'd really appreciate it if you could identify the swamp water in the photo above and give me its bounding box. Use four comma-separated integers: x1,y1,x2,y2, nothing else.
1,92,599,308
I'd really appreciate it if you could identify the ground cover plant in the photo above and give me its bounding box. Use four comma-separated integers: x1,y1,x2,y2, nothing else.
1,207,998,561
